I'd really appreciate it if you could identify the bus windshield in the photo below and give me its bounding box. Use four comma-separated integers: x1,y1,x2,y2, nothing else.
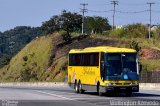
105,53,138,80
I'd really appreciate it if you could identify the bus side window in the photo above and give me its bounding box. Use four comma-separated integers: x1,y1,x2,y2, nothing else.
84,54,90,66
69,54,73,66
95,53,99,66
88,53,99,66
90,54,94,66
70,53,99,66
75,54,81,66
80,54,84,66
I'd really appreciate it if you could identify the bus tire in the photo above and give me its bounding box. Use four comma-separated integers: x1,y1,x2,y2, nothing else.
79,81,84,94
75,81,79,93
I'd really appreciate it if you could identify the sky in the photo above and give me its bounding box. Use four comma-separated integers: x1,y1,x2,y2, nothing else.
0,0,160,32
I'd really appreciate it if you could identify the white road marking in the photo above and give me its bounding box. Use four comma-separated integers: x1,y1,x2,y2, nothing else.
36,90,120,101
49,91,76,95
36,90,74,100
73,97,116,100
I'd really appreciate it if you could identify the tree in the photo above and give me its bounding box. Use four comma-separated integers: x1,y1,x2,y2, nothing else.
60,10,82,41
41,10,82,41
85,16,111,34
42,15,61,34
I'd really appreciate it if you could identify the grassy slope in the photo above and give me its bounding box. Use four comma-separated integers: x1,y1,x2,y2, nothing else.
140,60,160,72
0,33,160,82
0,35,53,82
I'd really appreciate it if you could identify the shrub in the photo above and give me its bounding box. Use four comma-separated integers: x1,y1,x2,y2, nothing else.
109,28,126,38
23,56,28,62
152,27,160,40
125,23,148,38
20,68,31,81
129,40,141,53
20,67,38,81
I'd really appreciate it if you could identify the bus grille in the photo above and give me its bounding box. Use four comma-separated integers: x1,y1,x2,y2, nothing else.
115,83,131,85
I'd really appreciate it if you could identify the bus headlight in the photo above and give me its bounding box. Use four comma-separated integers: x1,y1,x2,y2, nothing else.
106,83,115,86
131,82,138,86
106,83,112,86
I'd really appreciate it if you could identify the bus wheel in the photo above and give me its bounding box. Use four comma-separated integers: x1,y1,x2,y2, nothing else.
79,81,84,94
75,82,79,93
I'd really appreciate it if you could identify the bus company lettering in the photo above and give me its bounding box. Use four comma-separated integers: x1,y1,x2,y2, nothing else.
83,67,95,75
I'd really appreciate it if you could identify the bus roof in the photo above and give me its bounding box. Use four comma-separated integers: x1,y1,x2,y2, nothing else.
69,46,136,53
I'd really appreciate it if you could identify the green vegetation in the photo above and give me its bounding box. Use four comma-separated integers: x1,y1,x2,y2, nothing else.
84,16,111,34
42,10,82,42
0,35,53,82
41,10,111,42
141,60,160,72
0,33,69,82
0,26,44,67
108,24,148,38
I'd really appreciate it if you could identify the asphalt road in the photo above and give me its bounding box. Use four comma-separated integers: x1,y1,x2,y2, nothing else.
0,86,160,106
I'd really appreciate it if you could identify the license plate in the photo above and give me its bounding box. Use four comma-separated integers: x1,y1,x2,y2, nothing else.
120,87,126,90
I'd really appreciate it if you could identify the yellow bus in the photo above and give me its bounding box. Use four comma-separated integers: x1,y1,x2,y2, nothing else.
68,46,141,96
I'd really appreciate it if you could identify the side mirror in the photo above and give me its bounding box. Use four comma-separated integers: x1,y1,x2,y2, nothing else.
139,64,142,73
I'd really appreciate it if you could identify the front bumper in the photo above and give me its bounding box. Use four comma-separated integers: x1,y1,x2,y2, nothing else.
100,85,139,93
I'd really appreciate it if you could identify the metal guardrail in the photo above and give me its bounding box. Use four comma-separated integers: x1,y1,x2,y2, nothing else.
0,82,68,87
0,82,160,90
140,71,160,83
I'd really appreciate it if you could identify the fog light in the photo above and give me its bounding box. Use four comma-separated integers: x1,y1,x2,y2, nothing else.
132,87,138,90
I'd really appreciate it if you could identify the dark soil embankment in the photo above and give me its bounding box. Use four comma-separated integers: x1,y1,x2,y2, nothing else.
54,36,122,60
141,48,160,59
